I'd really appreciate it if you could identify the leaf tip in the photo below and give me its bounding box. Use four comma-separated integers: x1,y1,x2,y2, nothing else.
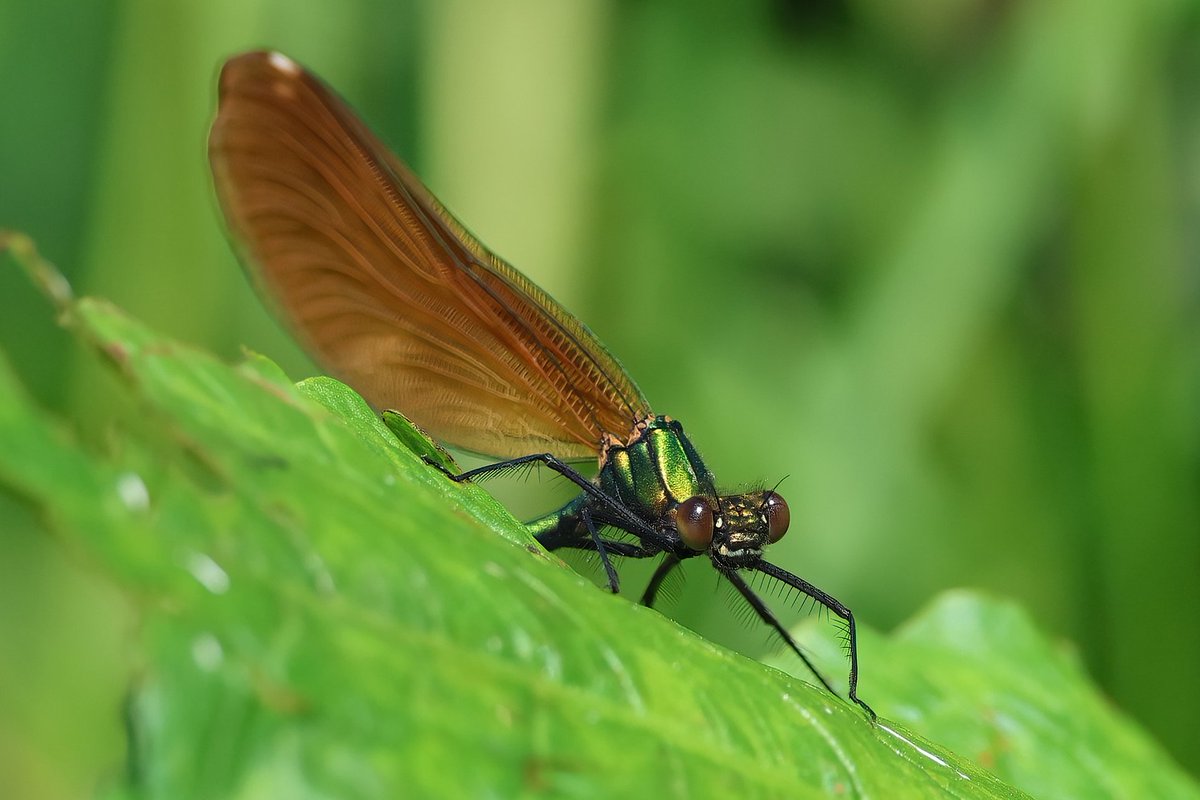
0,230,75,311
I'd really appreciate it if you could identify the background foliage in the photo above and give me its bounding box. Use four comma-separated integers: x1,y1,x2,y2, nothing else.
1,0,1198,794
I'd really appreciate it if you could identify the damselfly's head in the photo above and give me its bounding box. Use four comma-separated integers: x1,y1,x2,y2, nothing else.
671,490,790,569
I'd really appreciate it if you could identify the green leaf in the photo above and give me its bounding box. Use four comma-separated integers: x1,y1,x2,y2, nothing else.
777,592,1200,796
3,234,1191,798
791,592,1200,799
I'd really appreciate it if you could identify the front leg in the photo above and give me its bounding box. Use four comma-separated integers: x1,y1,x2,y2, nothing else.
753,561,875,720
640,554,682,608
722,569,839,698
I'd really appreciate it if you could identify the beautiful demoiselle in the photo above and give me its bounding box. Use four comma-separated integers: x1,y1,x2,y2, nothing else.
209,50,873,718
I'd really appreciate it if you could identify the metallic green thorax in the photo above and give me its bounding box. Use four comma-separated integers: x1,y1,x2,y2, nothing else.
600,416,715,522
525,416,715,541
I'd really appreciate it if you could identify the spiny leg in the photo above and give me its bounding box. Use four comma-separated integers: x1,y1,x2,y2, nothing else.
754,560,875,720
580,505,620,594
425,453,672,550
722,569,838,698
541,534,661,595
641,554,682,608
542,537,657,560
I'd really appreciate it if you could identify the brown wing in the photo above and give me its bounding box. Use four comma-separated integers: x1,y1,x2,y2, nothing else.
209,51,650,460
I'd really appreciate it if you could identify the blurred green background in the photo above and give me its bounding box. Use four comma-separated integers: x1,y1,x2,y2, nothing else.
2,0,1198,795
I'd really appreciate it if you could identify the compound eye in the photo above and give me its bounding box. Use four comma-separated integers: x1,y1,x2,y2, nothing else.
674,496,714,551
765,492,790,544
